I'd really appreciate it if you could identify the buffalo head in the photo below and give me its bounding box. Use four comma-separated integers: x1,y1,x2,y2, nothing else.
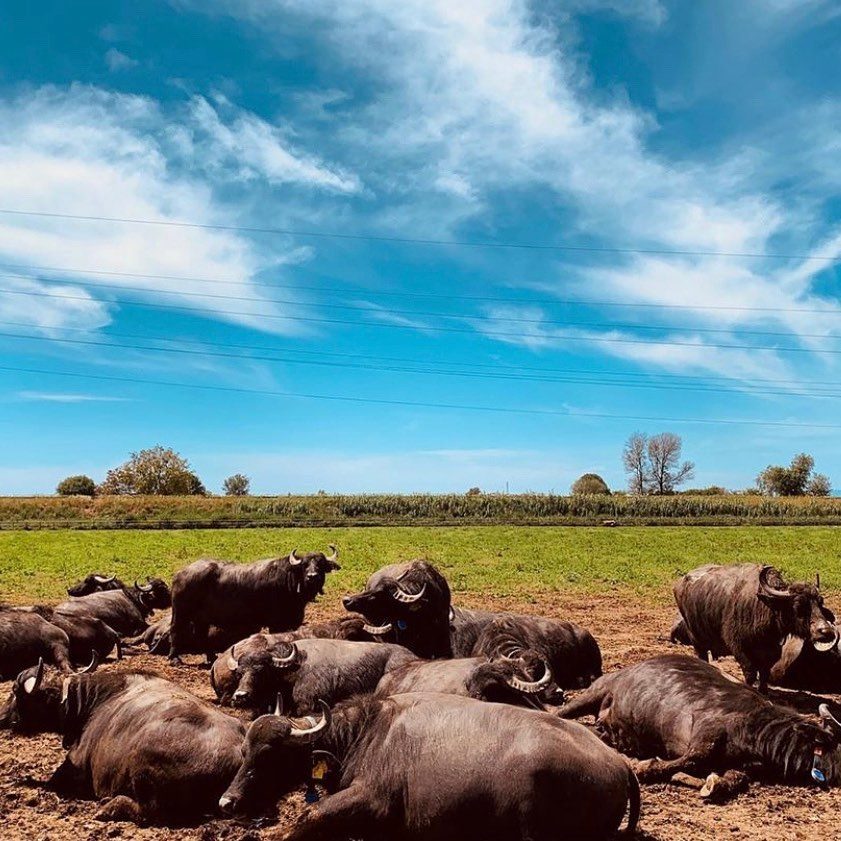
758,567,837,661
229,642,301,712
133,577,172,610
218,697,331,816
286,545,341,599
66,573,121,597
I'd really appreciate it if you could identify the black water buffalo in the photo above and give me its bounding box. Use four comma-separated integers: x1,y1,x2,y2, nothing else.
28,605,121,665
123,610,253,659
674,563,837,691
344,560,602,691
0,609,73,678
560,654,841,785
769,632,841,692
55,578,172,638
66,572,125,597
212,636,416,714
375,653,556,707
219,692,640,839
4,665,246,824
169,546,340,662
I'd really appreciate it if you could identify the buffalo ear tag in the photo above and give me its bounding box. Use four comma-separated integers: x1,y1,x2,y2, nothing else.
312,758,329,780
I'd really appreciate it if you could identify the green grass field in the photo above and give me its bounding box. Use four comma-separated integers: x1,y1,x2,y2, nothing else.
1,525,839,605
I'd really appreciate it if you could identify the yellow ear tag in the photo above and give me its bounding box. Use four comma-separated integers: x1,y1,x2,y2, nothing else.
312,759,329,780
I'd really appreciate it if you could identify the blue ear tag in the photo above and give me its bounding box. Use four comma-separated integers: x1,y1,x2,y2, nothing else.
812,749,827,785
305,784,320,803
397,619,408,630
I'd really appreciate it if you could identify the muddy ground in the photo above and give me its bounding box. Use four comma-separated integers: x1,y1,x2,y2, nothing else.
1,590,839,841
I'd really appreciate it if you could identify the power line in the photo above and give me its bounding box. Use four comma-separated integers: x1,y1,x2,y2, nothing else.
4,328,841,399
2,271,838,341
2,317,836,388
3,363,841,429
2,260,840,315
3,285,841,356
0,208,836,261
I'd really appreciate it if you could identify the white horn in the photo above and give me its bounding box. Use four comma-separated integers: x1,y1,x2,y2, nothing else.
77,652,98,674
289,700,332,740
327,544,339,562
272,643,298,667
508,661,553,694
363,622,393,636
392,581,426,604
23,658,45,695
288,549,304,567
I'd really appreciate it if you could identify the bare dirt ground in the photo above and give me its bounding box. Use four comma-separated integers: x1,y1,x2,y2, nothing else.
1,590,839,841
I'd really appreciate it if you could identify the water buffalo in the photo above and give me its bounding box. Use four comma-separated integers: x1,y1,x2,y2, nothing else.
169,546,340,662
559,654,841,785
5,666,246,824
212,636,417,714
123,610,253,660
0,609,73,678
219,692,640,839
55,578,172,638
769,632,841,692
28,605,121,665
344,560,602,690
375,653,556,707
674,564,837,691
66,573,124,597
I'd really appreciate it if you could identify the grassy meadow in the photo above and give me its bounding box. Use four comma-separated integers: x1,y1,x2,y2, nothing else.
1,525,839,605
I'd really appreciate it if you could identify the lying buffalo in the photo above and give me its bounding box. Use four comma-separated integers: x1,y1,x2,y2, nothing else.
375,653,556,707
219,692,640,838
28,605,120,665
169,546,340,662
560,654,841,785
212,636,416,714
674,564,837,691
55,578,172,638
344,560,602,690
66,573,125,597
5,665,246,824
0,609,73,679
124,610,252,660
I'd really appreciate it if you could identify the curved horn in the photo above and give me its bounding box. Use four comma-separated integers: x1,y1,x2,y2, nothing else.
273,692,284,717
77,652,98,674
819,703,841,730
363,621,393,636
135,579,154,593
326,544,339,562
392,581,426,604
289,700,332,740
94,574,116,584
507,661,553,695
288,549,304,567
22,657,45,695
227,645,239,672
449,606,455,623
758,566,792,600
272,642,298,668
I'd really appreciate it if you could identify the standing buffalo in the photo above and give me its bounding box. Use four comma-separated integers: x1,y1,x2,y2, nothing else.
212,636,416,714
219,692,640,839
0,609,73,679
5,665,246,824
55,579,172,638
169,546,340,662
375,653,555,707
769,632,841,692
674,564,837,691
560,654,841,786
344,560,602,690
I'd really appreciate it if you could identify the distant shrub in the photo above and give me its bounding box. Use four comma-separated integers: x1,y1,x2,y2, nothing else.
680,486,729,496
466,487,482,496
223,474,250,496
571,474,610,495
56,475,96,497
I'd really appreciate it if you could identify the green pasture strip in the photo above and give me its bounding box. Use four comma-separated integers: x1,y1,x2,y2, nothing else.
0,526,839,606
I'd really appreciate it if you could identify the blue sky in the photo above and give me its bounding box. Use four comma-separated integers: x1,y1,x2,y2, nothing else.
1,0,840,494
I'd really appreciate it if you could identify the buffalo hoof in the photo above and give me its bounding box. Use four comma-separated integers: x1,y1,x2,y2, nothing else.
168,656,184,666
700,770,749,804
96,794,142,823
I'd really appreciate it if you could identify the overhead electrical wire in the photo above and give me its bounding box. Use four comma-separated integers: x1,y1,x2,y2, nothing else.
3,363,841,429
0,207,836,261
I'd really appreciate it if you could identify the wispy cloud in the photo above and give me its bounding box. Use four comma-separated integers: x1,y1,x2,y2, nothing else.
17,391,134,403
104,48,138,72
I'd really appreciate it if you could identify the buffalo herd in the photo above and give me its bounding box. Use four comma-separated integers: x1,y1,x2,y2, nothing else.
2,548,841,837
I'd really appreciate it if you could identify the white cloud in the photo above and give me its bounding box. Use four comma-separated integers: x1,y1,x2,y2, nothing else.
0,85,359,337
17,391,133,403
104,48,139,72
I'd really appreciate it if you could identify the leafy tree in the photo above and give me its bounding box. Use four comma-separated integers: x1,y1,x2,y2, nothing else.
466,487,482,496
98,446,206,495
223,473,251,496
56,475,96,496
570,473,610,495
757,453,831,497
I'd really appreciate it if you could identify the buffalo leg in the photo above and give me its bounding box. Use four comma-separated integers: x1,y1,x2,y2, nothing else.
95,795,143,823
633,752,711,783
278,784,382,841
692,645,709,663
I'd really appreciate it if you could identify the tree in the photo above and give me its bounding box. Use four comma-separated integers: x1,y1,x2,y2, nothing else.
466,487,482,496
223,473,251,496
570,474,610,495
622,432,649,494
56,475,96,496
646,432,694,495
757,453,831,497
98,446,206,495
